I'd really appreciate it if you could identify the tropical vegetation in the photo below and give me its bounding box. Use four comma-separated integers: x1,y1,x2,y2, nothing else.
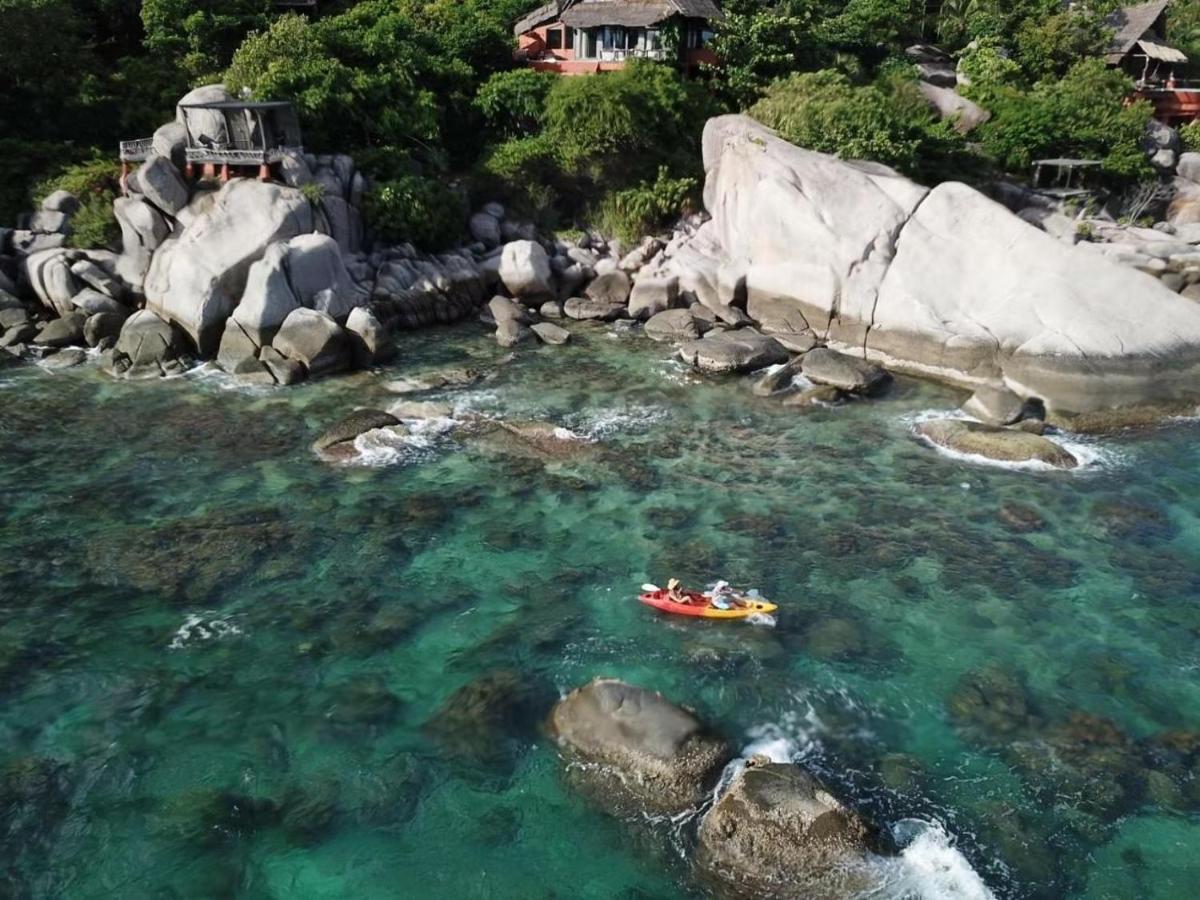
0,0,1191,245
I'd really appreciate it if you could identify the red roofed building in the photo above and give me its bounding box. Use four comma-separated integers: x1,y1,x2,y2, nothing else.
515,0,722,75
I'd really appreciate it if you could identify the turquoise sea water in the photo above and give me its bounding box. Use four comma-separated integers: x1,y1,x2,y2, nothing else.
3,321,1200,899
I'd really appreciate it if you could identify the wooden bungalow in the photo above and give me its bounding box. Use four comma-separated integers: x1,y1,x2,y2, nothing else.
120,101,304,187
1105,0,1198,123
515,0,723,75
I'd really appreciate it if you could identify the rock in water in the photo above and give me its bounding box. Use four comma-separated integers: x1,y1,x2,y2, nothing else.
915,418,1078,468
548,678,730,816
801,348,890,395
585,270,632,307
33,313,86,348
644,308,702,343
345,307,392,367
679,329,789,374
696,762,882,900
753,355,805,396
531,322,570,345
272,308,349,376
144,180,314,354
627,274,679,320
110,309,190,378
563,296,625,321
313,409,401,453
688,115,1200,418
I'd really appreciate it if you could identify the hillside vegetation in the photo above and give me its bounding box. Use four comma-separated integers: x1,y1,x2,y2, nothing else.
0,0,1189,245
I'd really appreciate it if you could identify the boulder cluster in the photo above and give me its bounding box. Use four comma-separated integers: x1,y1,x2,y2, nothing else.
549,678,889,900
469,228,672,347
651,115,1200,423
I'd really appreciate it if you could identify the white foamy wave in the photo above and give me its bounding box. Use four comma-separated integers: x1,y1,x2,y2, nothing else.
565,404,668,439
168,613,243,650
347,422,448,468
869,819,996,900
183,362,277,394
903,408,1124,474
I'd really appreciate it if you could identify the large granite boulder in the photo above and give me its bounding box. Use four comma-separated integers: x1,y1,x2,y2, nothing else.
24,250,78,316
918,82,990,134
697,761,882,899
499,240,553,300
689,115,1200,418
230,243,298,346
33,313,86,348
144,180,314,354
645,308,703,342
283,233,365,320
345,307,392,367
110,309,191,378
272,307,348,376
136,155,189,217
549,678,730,816
679,328,789,374
628,274,679,320
175,84,233,146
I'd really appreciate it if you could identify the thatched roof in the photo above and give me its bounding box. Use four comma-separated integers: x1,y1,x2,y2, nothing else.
1105,0,1172,64
515,1,565,36
517,0,721,35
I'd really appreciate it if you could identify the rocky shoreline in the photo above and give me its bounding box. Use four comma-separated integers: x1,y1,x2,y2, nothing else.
5,95,1200,473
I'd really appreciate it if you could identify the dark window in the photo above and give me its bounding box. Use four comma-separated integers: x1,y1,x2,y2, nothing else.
564,26,575,49
585,29,599,58
547,27,563,50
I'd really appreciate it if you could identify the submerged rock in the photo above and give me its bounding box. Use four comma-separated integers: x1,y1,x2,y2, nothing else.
696,761,883,900
531,321,570,345
383,367,486,394
915,419,1078,468
801,348,890,395
679,328,789,374
313,408,401,454
752,356,805,397
548,678,730,816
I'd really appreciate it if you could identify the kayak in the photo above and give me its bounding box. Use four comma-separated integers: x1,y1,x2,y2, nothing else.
638,589,778,620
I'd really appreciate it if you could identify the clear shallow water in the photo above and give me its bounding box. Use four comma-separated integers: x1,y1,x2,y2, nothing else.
2,323,1200,899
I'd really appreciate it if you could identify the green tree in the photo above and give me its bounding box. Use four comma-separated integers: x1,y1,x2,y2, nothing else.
474,69,557,138
142,0,271,83
976,58,1152,178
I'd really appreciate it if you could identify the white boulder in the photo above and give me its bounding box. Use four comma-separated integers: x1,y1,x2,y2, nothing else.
499,240,554,299
143,180,314,354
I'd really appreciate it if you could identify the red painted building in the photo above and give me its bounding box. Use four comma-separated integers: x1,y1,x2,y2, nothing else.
1106,0,1197,124
514,0,722,75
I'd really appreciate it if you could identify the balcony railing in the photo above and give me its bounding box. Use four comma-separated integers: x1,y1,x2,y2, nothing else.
184,145,302,167
119,138,155,163
580,48,668,63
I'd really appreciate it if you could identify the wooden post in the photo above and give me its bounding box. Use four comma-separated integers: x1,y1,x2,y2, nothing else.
120,161,130,197
258,162,271,182
184,161,194,180
221,162,231,183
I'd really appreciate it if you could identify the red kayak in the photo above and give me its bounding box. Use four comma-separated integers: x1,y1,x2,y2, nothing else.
638,589,778,620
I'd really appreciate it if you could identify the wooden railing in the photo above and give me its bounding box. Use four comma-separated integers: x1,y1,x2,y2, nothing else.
119,138,155,163
184,145,302,166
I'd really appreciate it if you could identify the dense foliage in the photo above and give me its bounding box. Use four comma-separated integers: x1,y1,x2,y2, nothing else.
0,0,1190,240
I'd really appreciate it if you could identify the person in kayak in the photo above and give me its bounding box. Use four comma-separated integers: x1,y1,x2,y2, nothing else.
707,580,751,610
667,578,689,604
